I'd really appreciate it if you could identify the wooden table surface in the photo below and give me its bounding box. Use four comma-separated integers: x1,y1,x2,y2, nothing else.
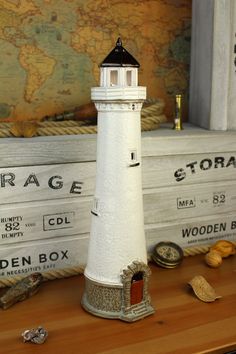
1,254,236,354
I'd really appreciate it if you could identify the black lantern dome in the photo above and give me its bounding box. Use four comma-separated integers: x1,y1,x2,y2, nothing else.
101,38,140,68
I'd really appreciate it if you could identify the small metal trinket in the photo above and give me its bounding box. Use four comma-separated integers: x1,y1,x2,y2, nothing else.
22,326,48,344
152,241,184,268
172,94,183,131
0,272,43,310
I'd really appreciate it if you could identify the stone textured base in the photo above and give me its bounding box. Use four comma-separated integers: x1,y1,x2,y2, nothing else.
81,293,122,320
81,274,155,322
81,293,154,322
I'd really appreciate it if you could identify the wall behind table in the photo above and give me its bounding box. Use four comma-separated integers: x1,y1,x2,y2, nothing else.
0,0,191,122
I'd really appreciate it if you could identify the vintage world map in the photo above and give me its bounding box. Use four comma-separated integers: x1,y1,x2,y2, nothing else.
0,0,191,121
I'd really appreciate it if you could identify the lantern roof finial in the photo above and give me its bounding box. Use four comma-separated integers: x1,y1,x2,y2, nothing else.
100,38,140,68
116,37,122,47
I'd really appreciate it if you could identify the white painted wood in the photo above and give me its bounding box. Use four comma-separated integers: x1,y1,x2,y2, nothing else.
210,0,231,130
0,163,95,204
228,0,236,129
1,150,236,204
1,125,236,167
1,124,236,279
143,180,236,224
142,125,236,156
0,235,88,278
0,198,92,245
1,211,236,278
190,0,235,130
1,178,236,248
0,134,97,167
189,0,215,129
142,152,236,188
145,212,236,251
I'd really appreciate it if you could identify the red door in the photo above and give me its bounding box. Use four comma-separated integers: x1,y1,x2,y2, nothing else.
130,279,144,305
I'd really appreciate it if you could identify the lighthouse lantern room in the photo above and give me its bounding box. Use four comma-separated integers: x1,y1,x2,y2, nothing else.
81,38,155,322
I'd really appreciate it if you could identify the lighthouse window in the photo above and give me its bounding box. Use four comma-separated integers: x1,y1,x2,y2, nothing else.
110,70,118,86
91,197,100,216
126,70,132,86
93,198,99,211
130,150,137,161
129,149,140,167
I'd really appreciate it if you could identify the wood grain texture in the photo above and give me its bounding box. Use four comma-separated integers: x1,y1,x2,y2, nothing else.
0,134,97,167
1,178,236,247
190,0,234,130
1,125,236,167
1,209,236,272
1,125,236,277
189,0,214,129
143,180,236,223
145,211,236,251
0,255,236,354
210,0,231,130
142,151,236,188
228,0,236,129
0,163,95,204
0,235,88,276
1,150,236,204
0,199,91,245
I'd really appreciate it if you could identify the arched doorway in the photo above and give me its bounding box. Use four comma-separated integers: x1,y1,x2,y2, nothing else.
120,261,155,321
130,271,144,305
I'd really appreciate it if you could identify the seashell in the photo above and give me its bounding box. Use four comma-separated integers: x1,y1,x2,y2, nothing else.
205,250,223,268
210,240,236,258
188,275,222,302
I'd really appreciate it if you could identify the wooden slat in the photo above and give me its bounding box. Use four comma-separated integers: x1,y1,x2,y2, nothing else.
1,209,236,251
1,125,236,167
145,211,236,251
141,124,236,156
0,134,97,167
0,198,92,245
1,151,236,204
143,180,236,224
0,180,236,249
0,210,236,274
142,151,236,188
0,163,95,204
0,235,88,277
190,0,235,130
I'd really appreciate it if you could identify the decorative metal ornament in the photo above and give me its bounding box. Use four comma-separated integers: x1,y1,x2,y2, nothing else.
152,241,184,268
173,94,183,131
22,326,48,344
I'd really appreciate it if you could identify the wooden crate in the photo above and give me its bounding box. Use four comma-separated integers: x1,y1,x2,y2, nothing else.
1,123,236,278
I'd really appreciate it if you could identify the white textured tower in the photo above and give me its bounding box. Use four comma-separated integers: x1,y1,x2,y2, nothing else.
82,38,154,322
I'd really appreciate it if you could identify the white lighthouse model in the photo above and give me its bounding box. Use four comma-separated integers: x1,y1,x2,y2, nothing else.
82,38,154,322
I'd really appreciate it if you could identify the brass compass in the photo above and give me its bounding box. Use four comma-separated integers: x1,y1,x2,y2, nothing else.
152,241,184,268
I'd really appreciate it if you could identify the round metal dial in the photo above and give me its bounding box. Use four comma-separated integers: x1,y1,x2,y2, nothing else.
153,241,183,267
158,245,180,260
